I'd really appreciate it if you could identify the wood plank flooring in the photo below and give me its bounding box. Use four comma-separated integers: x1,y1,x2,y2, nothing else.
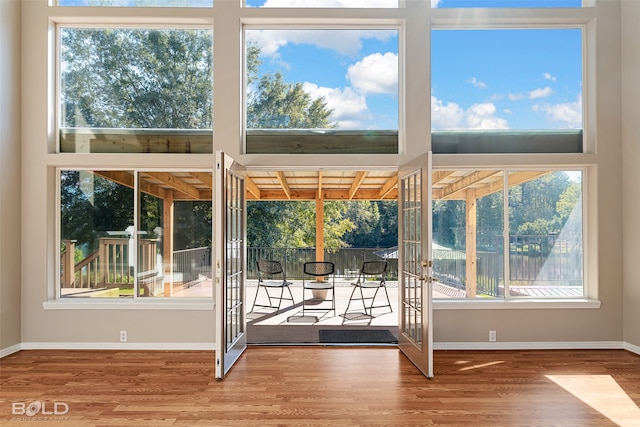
1,348,640,426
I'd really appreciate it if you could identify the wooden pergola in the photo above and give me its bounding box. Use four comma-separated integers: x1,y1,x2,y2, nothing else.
95,168,546,296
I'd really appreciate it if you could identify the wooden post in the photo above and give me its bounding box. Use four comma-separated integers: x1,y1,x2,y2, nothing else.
163,190,174,296
62,240,76,288
99,238,108,285
466,189,477,298
315,192,324,263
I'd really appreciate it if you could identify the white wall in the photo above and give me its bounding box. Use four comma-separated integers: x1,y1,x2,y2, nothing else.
13,0,630,350
0,0,22,353
621,1,640,350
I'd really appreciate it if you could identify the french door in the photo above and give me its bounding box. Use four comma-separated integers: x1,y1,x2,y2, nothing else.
214,151,247,379
397,152,433,378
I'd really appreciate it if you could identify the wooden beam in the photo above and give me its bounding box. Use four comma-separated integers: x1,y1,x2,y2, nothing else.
432,170,455,185
377,173,398,199
246,188,398,201
172,190,212,201
144,172,201,200
348,171,368,200
189,172,213,189
276,171,292,200
508,171,550,187
94,171,134,188
139,180,167,200
438,170,499,200
245,175,261,200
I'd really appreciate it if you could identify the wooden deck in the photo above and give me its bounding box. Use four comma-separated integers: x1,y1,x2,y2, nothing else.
1,348,639,426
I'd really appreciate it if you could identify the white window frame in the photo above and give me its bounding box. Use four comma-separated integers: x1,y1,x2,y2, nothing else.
42,2,600,311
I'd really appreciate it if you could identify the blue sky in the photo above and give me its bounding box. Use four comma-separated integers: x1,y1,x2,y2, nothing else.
246,29,400,130
59,0,584,131
247,24,582,130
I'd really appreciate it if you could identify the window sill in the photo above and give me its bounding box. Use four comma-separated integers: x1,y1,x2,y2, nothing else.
43,298,214,311
433,298,601,310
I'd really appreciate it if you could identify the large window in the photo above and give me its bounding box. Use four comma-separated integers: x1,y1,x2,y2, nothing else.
48,1,595,308
59,170,213,299
432,170,584,300
431,28,583,153
59,27,213,153
244,28,399,154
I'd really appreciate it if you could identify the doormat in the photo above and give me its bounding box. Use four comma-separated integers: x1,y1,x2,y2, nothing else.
319,329,398,344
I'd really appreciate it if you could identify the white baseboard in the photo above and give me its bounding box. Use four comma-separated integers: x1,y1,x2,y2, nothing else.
433,341,625,350
19,342,215,351
0,343,22,358
624,341,640,355
3,341,638,357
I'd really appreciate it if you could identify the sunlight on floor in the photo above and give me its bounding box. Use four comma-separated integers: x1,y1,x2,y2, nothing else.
546,375,640,427
456,360,506,371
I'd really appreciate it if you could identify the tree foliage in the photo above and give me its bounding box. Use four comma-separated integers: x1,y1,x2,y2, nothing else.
60,171,134,254
432,172,580,251
246,72,334,129
61,28,213,129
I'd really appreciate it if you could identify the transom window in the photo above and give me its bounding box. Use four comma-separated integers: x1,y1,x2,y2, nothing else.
59,27,213,153
244,28,399,154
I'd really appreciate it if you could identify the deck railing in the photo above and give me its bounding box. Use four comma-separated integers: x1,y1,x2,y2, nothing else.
61,238,158,293
246,247,397,280
432,234,583,297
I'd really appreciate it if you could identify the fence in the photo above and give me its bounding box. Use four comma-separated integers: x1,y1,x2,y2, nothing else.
432,234,583,297
173,246,212,285
247,247,398,280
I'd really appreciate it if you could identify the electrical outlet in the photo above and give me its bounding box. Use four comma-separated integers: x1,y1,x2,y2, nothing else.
120,330,127,342
489,330,497,342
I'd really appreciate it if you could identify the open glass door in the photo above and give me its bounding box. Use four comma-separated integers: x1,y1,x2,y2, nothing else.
215,150,247,379
397,152,433,378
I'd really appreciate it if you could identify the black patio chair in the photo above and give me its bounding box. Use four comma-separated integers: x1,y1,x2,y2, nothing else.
343,260,392,318
250,260,295,313
302,261,336,318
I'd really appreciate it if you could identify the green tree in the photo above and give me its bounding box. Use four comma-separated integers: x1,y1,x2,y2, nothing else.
247,201,354,252
61,28,213,129
60,171,134,255
246,72,334,129
509,172,570,235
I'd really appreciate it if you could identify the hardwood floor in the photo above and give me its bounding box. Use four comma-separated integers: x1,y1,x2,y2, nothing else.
1,348,640,426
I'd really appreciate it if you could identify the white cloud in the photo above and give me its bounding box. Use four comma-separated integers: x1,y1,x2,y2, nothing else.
431,96,509,130
467,77,487,89
246,28,395,58
347,52,398,95
529,86,554,99
533,94,582,129
508,93,526,101
465,103,509,129
543,72,557,82
431,96,465,130
303,82,370,129
246,30,288,58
